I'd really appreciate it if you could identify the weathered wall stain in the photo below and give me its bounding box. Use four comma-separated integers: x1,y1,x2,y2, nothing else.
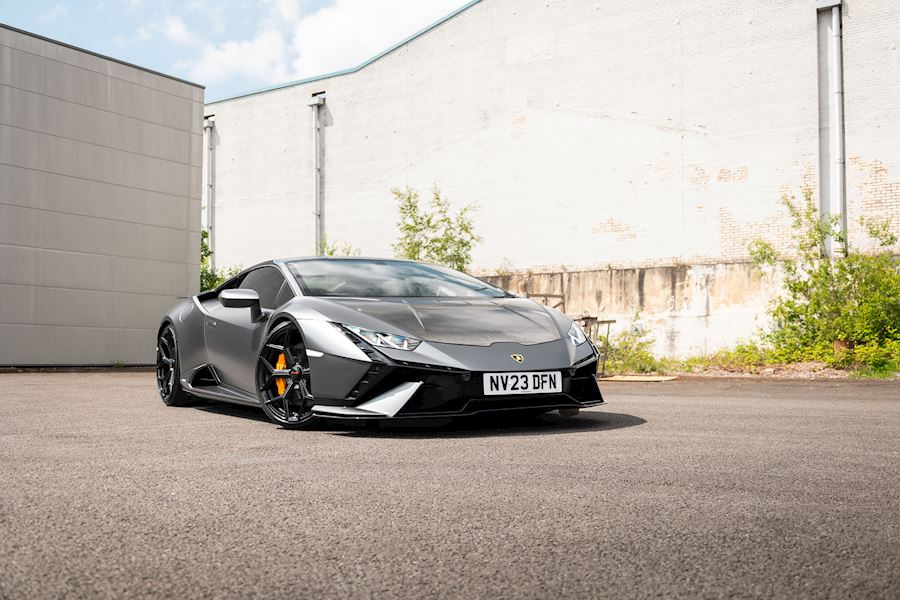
483,262,781,358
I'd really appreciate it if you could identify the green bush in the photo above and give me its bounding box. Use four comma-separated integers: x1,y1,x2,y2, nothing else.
750,187,900,372
852,340,900,377
392,186,480,272
658,342,772,374
710,343,772,370
200,230,241,292
317,235,360,257
604,325,659,374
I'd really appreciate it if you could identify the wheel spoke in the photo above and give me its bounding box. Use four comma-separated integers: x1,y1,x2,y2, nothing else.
282,345,295,366
259,356,275,374
260,369,290,391
282,391,291,420
159,336,172,359
297,379,313,401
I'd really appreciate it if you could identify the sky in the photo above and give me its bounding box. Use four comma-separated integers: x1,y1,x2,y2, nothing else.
0,0,469,101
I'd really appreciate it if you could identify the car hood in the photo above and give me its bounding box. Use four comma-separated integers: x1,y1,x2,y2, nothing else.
303,297,565,346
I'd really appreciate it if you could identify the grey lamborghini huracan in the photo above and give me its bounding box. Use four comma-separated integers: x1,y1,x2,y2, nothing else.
156,257,604,428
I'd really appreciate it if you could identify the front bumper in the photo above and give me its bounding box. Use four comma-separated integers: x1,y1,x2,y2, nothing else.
311,354,604,420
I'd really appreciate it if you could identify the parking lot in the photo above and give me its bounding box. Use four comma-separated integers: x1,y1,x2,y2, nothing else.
1,373,898,599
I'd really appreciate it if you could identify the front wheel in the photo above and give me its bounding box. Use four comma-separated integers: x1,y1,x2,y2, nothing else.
256,321,319,429
156,324,194,406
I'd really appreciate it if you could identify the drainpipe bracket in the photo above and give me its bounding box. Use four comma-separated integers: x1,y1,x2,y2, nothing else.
815,0,840,11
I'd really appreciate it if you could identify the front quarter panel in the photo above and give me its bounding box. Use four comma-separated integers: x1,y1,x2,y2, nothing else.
160,297,207,375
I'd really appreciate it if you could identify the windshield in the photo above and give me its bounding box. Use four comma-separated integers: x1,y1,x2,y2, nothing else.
287,259,509,298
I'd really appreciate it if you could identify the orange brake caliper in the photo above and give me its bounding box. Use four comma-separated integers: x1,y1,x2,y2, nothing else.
275,352,287,395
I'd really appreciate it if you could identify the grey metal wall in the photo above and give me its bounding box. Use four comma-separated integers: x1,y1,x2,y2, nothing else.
0,25,203,365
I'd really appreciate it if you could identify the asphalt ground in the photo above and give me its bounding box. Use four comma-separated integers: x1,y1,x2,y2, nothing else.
1,373,898,599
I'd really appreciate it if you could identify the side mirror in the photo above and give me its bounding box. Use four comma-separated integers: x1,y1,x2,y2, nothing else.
219,289,262,321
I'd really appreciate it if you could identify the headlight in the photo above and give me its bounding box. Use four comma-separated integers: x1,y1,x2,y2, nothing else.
566,322,587,346
343,325,422,351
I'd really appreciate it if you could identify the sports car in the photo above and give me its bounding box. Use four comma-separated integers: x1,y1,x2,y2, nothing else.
156,257,604,428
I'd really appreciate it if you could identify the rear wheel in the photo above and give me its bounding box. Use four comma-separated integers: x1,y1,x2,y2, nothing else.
156,324,194,406
256,321,318,429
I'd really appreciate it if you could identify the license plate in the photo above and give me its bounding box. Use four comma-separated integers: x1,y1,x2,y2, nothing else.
483,371,562,396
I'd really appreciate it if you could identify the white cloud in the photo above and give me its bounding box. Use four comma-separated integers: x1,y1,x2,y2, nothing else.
133,14,193,45
184,27,291,85
268,0,302,26
162,15,192,44
178,0,466,91
38,2,70,22
288,0,464,78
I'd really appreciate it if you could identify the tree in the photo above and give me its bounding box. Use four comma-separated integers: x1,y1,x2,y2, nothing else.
392,186,481,271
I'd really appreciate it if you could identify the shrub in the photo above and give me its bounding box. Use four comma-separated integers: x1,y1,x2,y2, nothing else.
749,187,900,371
603,323,659,374
317,235,360,257
710,343,772,370
852,340,900,377
657,342,772,374
200,230,241,291
392,186,481,272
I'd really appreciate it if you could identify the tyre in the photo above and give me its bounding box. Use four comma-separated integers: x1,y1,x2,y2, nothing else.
156,324,194,406
256,320,319,429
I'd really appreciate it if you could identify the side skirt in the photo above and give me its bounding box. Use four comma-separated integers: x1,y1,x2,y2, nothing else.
182,378,260,407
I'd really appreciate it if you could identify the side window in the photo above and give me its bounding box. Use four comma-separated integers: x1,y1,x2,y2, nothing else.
274,281,295,308
238,267,286,310
218,272,245,291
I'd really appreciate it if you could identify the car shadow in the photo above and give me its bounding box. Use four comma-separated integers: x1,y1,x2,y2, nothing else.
195,401,272,423
192,402,645,439
324,410,646,439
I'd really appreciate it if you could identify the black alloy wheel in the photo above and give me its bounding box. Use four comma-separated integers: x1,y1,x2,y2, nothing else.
256,321,318,429
156,324,193,406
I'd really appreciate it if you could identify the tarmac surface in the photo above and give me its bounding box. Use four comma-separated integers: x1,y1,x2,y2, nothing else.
1,373,898,599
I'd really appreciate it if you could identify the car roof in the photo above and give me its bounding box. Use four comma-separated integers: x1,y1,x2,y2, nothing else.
273,256,419,266
237,257,426,275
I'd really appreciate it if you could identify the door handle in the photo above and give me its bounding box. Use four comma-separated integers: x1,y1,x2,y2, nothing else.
206,319,217,328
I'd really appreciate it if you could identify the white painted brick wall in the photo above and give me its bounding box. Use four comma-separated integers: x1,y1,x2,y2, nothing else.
842,0,900,248
205,0,899,353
